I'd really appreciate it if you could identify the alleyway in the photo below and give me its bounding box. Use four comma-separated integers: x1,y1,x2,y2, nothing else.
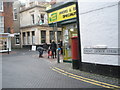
2,49,120,88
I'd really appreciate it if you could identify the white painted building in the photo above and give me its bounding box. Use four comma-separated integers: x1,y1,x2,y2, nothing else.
78,0,120,77
20,1,62,48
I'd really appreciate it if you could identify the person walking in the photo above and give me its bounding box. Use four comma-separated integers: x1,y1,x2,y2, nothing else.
50,40,57,59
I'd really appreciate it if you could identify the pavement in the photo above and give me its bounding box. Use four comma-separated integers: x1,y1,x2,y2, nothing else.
1,49,120,89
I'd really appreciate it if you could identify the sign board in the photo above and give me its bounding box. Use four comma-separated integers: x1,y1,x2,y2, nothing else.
31,46,36,51
84,48,120,55
48,4,76,24
8,34,14,37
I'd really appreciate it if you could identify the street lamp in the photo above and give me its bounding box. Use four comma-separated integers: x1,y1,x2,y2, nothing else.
53,22,60,63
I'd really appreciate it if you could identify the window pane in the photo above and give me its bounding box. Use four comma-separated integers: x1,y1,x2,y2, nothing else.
57,31,62,43
14,9,17,20
27,32,30,44
15,35,20,44
32,31,35,36
31,14,34,24
0,27,4,33
23,32,25,36
41,31,46,43
41,14,44,23
0,2,3,11
0,16,4,23
0,16,4,33
50,31,55,43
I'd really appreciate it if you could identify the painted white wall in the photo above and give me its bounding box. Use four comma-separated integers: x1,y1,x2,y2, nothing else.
20,7,47,27
7,37,11,51
20,11,32,27
78,1,119,66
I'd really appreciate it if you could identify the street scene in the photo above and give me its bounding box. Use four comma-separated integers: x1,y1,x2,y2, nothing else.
2,49,119,88
0,0,120,89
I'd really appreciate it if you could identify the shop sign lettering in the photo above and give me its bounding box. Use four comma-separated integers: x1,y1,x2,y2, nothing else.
48,4,76,24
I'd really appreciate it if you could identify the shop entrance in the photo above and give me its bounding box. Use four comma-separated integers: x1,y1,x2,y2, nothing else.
0,34,12,52
62,24,78,62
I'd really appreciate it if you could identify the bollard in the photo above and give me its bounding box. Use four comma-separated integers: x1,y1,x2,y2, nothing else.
57,49,60,63
7,48,9,54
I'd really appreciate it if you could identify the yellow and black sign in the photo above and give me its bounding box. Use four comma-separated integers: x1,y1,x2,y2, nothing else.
48,4,76,24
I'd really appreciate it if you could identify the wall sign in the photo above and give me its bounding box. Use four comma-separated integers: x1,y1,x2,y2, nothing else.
31,46,36,51
48,4,76,24
84,48,120,55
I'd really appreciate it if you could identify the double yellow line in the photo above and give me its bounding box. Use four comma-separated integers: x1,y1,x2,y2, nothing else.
50,67,120,89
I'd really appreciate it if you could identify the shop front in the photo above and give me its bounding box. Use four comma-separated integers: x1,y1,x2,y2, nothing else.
62,24,78,62
47,2,78,62
0,33,12,52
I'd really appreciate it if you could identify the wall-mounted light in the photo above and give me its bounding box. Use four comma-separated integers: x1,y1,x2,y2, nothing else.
70,28,74,31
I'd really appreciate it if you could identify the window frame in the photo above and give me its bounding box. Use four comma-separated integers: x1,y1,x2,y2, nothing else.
15,34,20,45
41,14,45,24
49,31,55,43
0,16,4,33
41,30,46,43
13,8,17,20
0,2,3,12
31,14,35,25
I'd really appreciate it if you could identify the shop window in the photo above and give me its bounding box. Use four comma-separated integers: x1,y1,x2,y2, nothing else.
27,32,30,44
23,32,25,45
50,31,55,43
41,31,46,43
57,31,62,43
32,31,35,36
13,8,17,20
23,32,25,37
15,35,20,45
27,32,30,36
0,2,3,12
32,31,35,44
0,38,7,50
31,14,35,24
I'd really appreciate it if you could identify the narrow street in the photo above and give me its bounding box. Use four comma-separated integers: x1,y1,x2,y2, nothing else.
2,49,119,89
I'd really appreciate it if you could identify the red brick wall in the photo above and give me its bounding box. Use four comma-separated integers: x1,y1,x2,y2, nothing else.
4,2,14,33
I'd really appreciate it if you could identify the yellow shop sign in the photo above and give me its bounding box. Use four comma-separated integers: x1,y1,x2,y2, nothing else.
48,4,76,24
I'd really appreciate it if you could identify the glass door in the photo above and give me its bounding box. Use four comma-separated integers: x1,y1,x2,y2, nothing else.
62,24,78,62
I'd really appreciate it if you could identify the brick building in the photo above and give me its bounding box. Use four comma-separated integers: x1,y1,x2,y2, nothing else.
0,2,13,52
4,2,14,33
11,1,21,49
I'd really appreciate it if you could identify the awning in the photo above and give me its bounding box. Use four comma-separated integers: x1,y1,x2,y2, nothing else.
0,33,15,38
61,19,77,25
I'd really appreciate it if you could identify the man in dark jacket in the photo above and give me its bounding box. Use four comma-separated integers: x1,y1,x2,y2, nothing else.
50,40,57,59
37,46,44,58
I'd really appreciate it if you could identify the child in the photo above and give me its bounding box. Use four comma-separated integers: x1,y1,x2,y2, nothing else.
48,48,52,58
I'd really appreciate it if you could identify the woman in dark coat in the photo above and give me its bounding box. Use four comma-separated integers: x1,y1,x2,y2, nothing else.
50,40,57,59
